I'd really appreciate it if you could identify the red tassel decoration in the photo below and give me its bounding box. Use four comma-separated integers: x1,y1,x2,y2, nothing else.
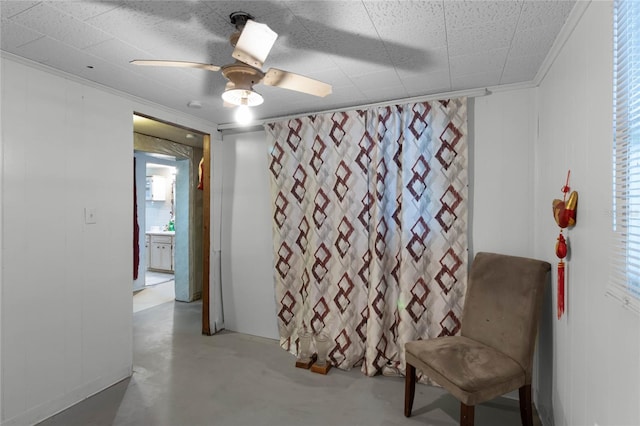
552,171,577,320
555,233,567,319
557,260,565,319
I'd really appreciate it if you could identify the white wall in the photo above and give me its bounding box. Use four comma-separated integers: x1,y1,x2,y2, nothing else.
0,56,220,425
471,90,536,258
220,130,278,339
1,59,133,426
535,2,640,425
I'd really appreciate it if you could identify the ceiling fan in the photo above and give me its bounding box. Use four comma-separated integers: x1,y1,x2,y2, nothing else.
131,12,332,122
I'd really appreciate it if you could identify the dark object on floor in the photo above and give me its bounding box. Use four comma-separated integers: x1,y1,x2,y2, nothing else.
295,353,317,369
404,252,550,426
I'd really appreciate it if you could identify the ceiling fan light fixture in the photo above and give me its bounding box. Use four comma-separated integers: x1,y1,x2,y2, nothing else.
221,88,263,106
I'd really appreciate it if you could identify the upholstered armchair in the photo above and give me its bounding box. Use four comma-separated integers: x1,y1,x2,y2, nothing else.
404,252,550,426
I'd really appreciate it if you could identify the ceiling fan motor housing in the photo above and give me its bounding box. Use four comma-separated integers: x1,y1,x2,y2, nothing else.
221,63,264,90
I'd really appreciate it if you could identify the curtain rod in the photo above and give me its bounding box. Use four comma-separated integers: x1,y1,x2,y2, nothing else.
217,87,491,132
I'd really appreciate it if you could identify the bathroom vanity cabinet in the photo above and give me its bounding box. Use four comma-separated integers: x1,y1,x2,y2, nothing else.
146,232,175,272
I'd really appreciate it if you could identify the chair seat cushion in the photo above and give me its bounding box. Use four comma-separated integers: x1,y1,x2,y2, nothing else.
405,336,526,406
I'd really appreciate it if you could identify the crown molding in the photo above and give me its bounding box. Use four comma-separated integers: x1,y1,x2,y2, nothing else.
533,0,592,87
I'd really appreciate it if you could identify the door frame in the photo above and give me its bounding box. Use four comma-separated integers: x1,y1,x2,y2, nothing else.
134,113,212,335
201,134,211,335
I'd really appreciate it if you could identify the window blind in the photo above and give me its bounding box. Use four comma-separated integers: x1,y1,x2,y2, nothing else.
611,0,640,314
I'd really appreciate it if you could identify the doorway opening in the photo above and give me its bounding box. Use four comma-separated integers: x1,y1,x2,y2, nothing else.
132,113,212,334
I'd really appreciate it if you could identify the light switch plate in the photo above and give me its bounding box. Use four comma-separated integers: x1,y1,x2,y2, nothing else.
85,208,97,224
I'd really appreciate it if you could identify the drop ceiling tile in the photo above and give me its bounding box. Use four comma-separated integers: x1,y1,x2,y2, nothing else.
510,24,563,56
9,3,112,49
89,6,230,63
113,2,214,27
13,36,132,91
127,82,203,114
444,1,523,30
85,5,172,38
387,49,435,74
83,38,155,68
124,79,220,117
287,95,335,111
518,1,575,30
449,49,509,77
324,41,394,72
396,47,449,77
352,69,402,89
284,1,391,69
131,64,217,95
10,35,65,64
44,1,123,21
82,64,150,91
331,55,394,79
1,19,43,50
451,72,501,90
447,20,517,57
364,1,445,32
148,14,231,61
284,1,376,35
0,1,39,19
84,19,173,59
258,84,317,104
151,3,232,44
261,98,328,119
501,53,546,84
400,71,451,94
363,0,447,49
361,84,409,103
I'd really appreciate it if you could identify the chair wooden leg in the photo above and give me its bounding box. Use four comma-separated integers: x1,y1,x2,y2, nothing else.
519,384,533,426
404,363,416,417
460,403,474,426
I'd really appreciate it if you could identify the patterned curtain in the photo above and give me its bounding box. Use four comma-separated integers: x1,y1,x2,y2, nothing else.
265,99,468,377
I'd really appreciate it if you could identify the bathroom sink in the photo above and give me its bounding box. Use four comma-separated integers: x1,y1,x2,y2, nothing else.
146,230,175,235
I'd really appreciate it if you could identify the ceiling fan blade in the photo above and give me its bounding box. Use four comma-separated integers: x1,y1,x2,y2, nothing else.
262,68,332,98
232,20,278,69
130,60,220,72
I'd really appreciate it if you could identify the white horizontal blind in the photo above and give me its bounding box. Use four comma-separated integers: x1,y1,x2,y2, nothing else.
611,0,640,314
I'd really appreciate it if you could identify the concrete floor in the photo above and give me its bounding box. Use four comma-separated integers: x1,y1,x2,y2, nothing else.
38,300,541,426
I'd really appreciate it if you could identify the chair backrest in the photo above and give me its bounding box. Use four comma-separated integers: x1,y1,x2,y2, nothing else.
461,252,551,382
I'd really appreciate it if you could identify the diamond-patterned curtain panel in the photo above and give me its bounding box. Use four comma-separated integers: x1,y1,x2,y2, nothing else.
265,98,468,377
